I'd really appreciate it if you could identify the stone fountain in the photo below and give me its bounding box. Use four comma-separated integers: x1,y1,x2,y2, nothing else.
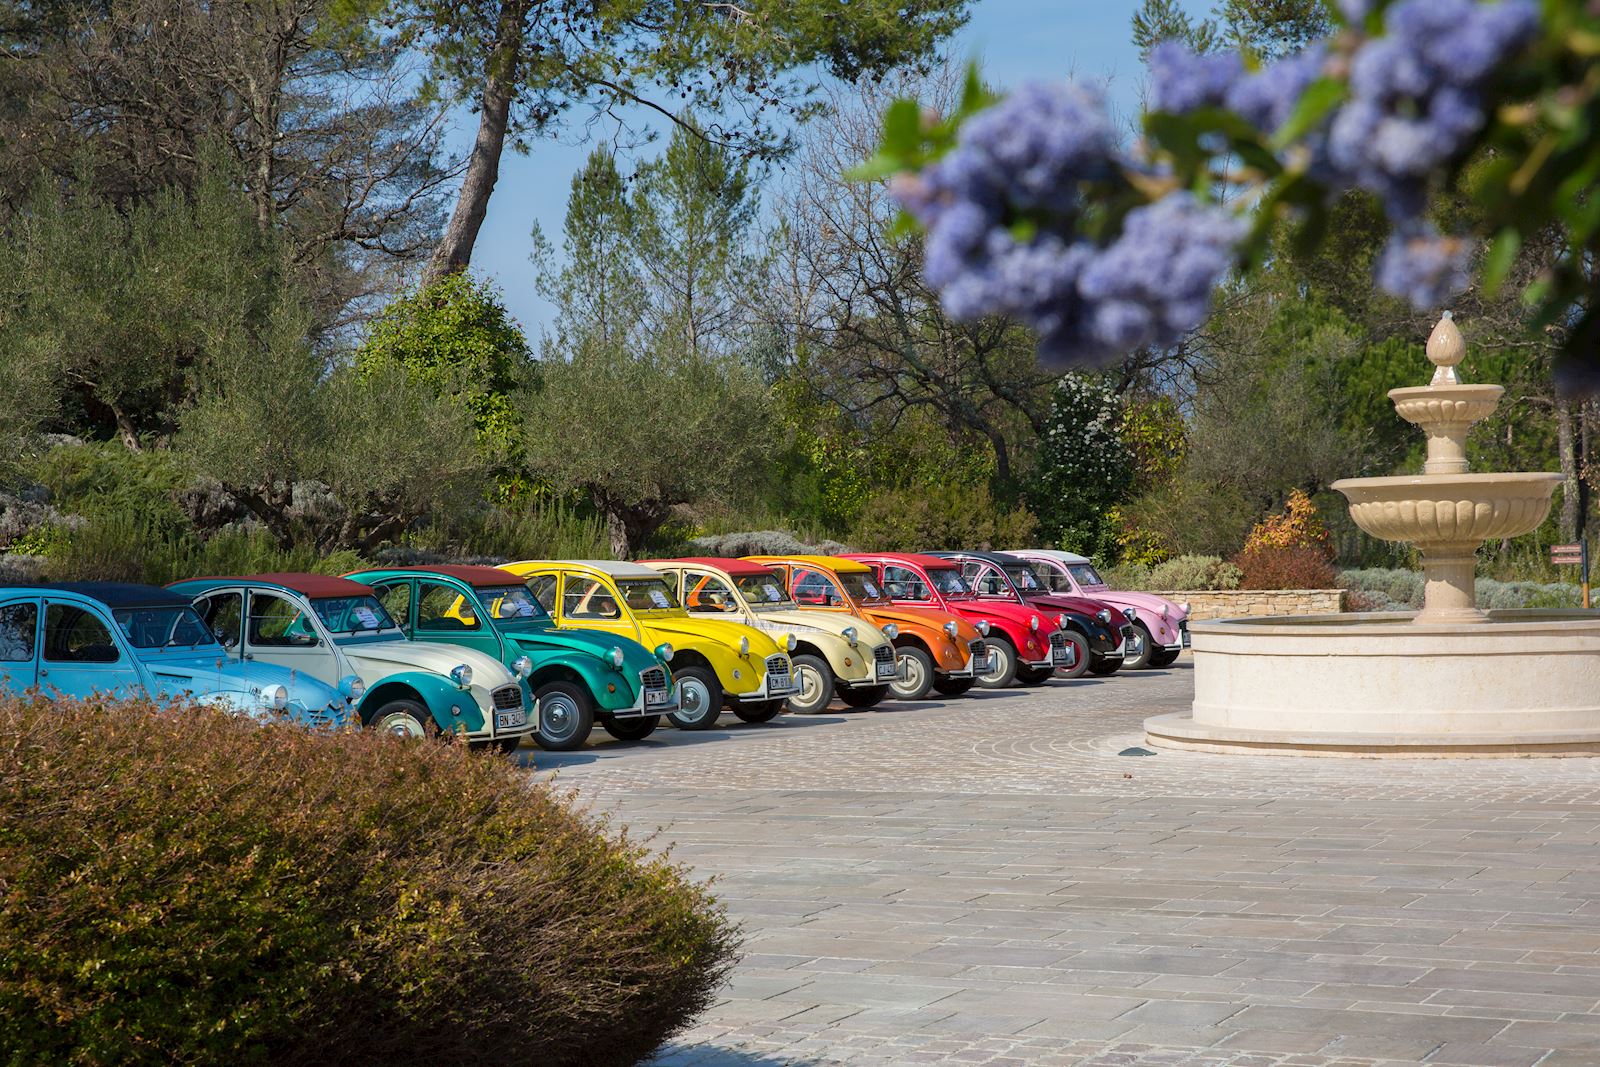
1146,314,1600,757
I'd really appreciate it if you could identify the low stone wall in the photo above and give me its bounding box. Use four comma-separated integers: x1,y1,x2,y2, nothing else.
1152,588,1346,620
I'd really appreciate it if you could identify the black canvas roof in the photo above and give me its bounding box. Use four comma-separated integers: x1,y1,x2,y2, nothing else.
926,550,1030,567
39,582,193,609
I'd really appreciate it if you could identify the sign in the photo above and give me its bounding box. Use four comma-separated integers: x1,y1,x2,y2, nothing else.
1552,542,1583,565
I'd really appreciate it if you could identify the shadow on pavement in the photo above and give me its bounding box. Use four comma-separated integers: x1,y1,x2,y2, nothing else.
649,1044,821,1067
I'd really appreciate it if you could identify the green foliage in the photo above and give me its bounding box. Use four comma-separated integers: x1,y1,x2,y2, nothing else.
532,149,645,348
408,499,608,562
1131,0,1219,57
0,692,739,1067
1121,475,1259,560
1338,568,1582,611
39,513,366,585
1028,374,1135,559
850,482,1037,552
1146,554,1244,591
356,272,531,479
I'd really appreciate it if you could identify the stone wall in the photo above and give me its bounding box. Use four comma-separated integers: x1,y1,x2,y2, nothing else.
1153,588,1346,621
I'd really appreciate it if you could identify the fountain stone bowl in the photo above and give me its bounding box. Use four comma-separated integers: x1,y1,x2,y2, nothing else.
1333,471,1561,545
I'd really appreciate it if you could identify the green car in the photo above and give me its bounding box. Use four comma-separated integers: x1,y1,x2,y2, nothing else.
344,564,676,751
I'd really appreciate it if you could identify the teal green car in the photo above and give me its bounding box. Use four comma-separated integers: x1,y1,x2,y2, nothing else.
344,564,676,751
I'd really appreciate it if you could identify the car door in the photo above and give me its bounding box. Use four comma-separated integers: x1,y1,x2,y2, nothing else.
371,580,415,636
0,597,40,692
40,599,142,699
242,589,339,682
681,569,743,619
558,573,642,642
192,590,245,663
881,564,934,605
966,561,1013,600
414,579,502,660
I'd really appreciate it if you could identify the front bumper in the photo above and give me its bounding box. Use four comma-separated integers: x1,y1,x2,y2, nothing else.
613,679,679,718
1026,631,1076,670
839,644,899,688
478,683,537,739
735,655,799,703
941,639,991,678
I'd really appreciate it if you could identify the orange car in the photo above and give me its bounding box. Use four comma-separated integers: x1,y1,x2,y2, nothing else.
744,555,991,700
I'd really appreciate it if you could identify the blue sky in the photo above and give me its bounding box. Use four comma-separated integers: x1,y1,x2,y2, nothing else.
447,1,1196,338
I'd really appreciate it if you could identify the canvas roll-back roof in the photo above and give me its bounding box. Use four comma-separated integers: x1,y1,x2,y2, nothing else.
38,582,191,609
848,552,962,572
376,564,525,588
644,556,777,577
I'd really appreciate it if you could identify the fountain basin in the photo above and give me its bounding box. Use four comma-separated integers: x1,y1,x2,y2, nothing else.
1146,610,1600,756
1389,384,1504,432
1333,471,1561,544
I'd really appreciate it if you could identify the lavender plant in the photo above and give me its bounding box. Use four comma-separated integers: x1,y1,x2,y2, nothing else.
855,0,1599,386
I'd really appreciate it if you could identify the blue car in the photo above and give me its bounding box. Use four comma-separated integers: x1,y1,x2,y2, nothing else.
0,582,354,727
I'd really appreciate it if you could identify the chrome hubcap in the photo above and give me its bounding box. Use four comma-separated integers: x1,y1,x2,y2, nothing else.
542,694,578,740
794,665,824,711
376,712,425,739
980,646,1009,683
679,679,712,722
893,652,924,696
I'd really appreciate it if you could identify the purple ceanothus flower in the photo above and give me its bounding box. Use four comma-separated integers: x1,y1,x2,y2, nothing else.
1149,41,1244,114
1376,224,1475,308
1225,46,1327,136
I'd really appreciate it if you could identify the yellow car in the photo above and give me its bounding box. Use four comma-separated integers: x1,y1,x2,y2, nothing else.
505,559,797,728
643,556,899,714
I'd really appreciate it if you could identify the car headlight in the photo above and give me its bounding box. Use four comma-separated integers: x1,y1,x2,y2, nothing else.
1028,615,1039,631
976,619,991,636
655,642,674,662
1124,606,1137,622
1096,608,1111,624
1180,601,1191,615
608,646,625,669
882,623,899,639
1057,614,1067,631
842,625,858,643
449,664,473,688
260,683,289,710
1160,605,1170,618
511,654,533,679
739,635,750,655
785,633,797,653
337,675,365,702
942,621,957,639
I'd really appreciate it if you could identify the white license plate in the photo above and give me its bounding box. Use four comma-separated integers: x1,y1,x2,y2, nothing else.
1051,645,1070,665
645,687,672,707
875,660,896,680
1182,630,1191,648
770,678,795,694
496,707,527,730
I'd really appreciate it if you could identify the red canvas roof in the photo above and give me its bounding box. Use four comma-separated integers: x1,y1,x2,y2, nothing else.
245,573,375,598
846,552,960,571
401,564,524,588
645,556,777,577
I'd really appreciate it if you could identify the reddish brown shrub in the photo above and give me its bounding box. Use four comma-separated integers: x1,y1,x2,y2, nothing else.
0,694,738,1067
1231,545,1339,590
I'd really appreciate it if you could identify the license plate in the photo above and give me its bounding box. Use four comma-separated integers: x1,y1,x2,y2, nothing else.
973,653,991,672
1182,630,1191,648
875,660,896,680
645,688,672,707
771,678,796,694
496,707,527,731
1054,644,1076,668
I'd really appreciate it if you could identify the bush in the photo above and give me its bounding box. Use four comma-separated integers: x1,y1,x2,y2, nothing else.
1241,488,1333,557
1145,554,1243,591
0,693,738,1067
1232,546,1339,590
1339,567,1584,610
1338,567,1425,608
41,513,367,585
850,483,1037,553
409,499,608,561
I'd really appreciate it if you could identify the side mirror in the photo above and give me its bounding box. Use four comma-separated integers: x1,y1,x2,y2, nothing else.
219,634,237,650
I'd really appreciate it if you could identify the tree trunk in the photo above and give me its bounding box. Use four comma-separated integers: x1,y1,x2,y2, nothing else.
1559,397,1579,541
111,405,142,452
422,0,525,285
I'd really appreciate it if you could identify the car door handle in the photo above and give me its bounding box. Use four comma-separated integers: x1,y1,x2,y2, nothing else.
38,668,47,677
243,653,253,661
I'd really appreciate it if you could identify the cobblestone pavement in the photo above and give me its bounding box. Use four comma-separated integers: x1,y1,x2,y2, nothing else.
523,659,1600,1066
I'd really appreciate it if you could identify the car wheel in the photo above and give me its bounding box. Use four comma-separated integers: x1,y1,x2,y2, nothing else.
1015,664,1054,686
1123,623,1155,670
889,645,935,701
838,683,889,708
600,713,659,741
534,681,595,751
734,700,785,723
668,667,723,729
976,637,1018,689
932,676,977,697
1150,648,1182,668
1058,631,1091,680
1087,656,1123,677
368,698,438,740
785,654,834,715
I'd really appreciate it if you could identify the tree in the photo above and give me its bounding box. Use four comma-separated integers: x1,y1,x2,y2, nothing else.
395,0,974,283
1131,0,1330,59
522,335,769,558
1027,375,1135,559
531,149,644,350
1131,0,1218,57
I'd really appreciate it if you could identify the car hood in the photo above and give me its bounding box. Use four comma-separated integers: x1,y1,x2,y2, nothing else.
862,604,979,644
1081,587,1187,621
342,640,516,686
139,647,344,712
940,597,1047,629
739,608,880,647
640,614,787,657
1023,593,1129,629
502,624,661,674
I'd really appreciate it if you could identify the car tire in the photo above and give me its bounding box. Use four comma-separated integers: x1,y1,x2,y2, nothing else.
785,654,834,715
668,667,723,729
838,683,889,709
1015,664,1054,686
1123,623,1155,670
495,737,523,753
1150,648,1182,668
600,713,659,741
367,697,438,740
932,676,977,697
1088,657,1123,677
976,637,1018,689
888,646,935,701
533,681,595,751
1058,631,1091,680
734,700,785,723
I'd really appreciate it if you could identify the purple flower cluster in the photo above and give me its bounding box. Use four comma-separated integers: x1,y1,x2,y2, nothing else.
896,82,1244,366
1225,46,1327,137
1375,224,1475,309
1149,41,1243,115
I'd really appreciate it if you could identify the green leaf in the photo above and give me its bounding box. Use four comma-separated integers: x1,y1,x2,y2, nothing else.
882,99,923,158
1481,228,1521,298
1271,78,1346,150
844,153,907,183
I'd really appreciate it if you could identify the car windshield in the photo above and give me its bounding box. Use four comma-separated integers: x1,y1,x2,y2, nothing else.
312,595,397,634
616,578,681,612
1030,563,1075,594
1068,562,1105,588
839,572,890,606
479,585,552,628
734,573,795,611
1005,565,1044,592
929,568,974,598
114,606,217,649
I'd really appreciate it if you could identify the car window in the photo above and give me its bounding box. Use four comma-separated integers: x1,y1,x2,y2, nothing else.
684,572,739,613
564,577,621,620
1067,562,1105,587
882,565,931,602
374,582,412,626
525,574,558,613
792,568,845,607
969,563,1012,597
1031,563,1073,593
247,592,318,647
195,592,242,647
417,581,480,632
44,604,120,663
0,602,37,662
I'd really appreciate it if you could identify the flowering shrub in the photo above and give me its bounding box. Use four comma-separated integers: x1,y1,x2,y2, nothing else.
1028,373,1134,557
859,0,1600,383
1232,545,1340,589
1147,554,1244,590
1242,489,1334,557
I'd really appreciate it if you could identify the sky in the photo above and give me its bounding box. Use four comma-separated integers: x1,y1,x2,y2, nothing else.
445,1,1195,340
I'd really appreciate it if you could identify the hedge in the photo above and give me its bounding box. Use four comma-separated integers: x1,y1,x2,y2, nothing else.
0,694,739,1067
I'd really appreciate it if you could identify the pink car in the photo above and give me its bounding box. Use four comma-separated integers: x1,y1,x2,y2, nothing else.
1007,549,1189,669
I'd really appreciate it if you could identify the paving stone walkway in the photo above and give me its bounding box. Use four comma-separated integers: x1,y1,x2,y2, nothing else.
524,659,1600,1066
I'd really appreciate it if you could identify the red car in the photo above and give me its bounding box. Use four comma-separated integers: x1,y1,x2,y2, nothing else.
845,552,1076,689
930,551,1131,677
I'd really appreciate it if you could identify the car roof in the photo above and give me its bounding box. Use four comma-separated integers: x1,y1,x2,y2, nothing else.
642,556,777,577
178,572,376,599
359,564,524,588
744,554,870,574
513,559,664,580
847,552,961,571
36,582,192,609
927,550,1029,567
1009,548,1091,564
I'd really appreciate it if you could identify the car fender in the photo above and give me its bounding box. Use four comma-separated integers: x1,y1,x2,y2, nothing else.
357,671,485,734
525,651,652,713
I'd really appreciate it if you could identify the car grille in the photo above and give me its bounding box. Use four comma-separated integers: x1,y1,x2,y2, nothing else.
640,666,667,691
765,655,791,686
1048,631,1067,654
492,684,524,711
968,639,985,657
873,644,894,669
1121,625,1135,640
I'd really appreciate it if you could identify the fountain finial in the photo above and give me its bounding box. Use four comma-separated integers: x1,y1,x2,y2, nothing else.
1426,310,1466,385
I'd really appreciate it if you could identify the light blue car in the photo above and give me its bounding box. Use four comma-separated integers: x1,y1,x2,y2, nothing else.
0,582,354,727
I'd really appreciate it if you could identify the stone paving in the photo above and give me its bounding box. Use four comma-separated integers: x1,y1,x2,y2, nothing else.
523,659,1600,1066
